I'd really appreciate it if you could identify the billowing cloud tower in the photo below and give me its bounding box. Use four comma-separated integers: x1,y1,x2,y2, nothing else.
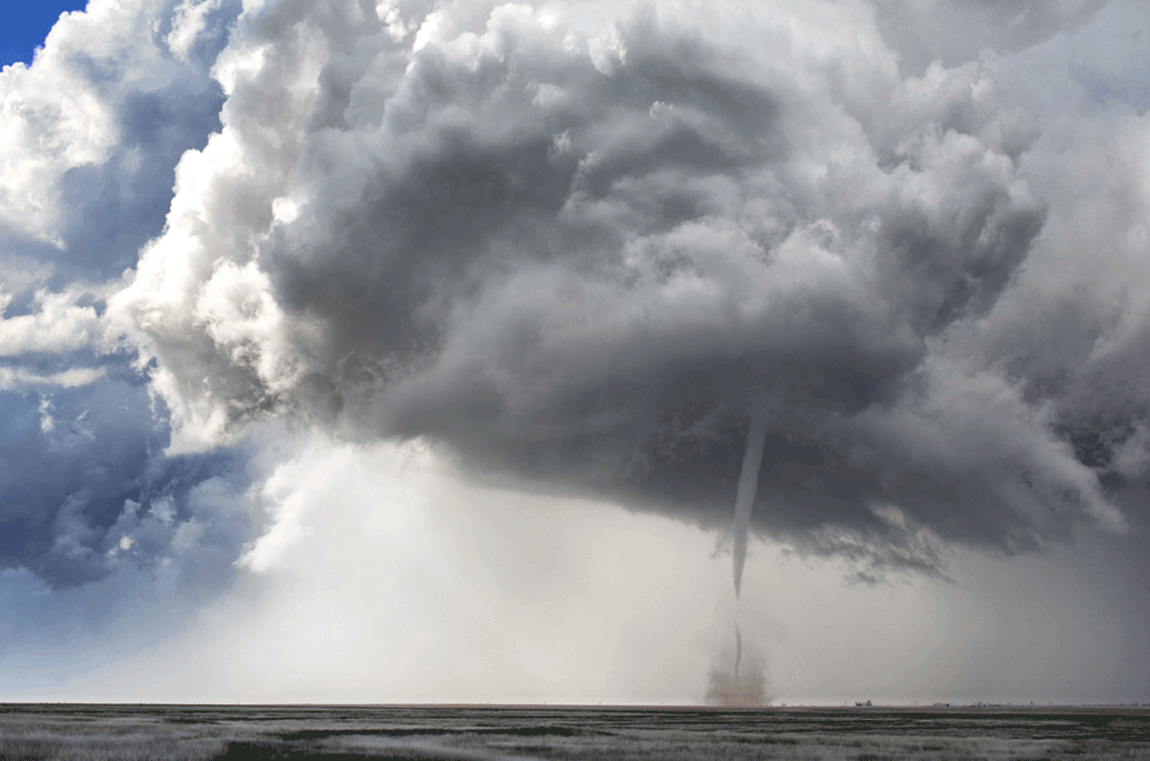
1,0,1147,600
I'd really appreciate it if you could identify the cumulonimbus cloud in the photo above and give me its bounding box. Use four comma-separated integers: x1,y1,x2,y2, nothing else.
3,0,1148,587
0,0,246,588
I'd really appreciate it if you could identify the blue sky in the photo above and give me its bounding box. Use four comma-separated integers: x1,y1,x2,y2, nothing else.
0,2,88,67
0,0,1148,705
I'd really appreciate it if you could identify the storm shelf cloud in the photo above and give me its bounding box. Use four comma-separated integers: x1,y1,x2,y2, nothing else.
1,0,1150,703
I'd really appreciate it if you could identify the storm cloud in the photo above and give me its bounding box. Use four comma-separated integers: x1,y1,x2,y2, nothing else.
4,0,1149,589
0,0,251,588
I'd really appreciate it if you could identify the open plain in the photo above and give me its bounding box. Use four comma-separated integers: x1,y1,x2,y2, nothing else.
0,703,1148,760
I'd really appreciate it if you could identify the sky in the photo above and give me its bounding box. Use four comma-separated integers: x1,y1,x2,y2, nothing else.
0,0,1148,706
0,3,88,67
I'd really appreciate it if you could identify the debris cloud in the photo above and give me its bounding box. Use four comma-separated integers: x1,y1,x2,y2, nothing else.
707,622,768,707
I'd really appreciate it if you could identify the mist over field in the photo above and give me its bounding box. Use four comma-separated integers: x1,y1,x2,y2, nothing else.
0,0,1148,705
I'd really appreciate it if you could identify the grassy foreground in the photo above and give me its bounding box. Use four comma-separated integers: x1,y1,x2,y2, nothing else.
0,703,1147,760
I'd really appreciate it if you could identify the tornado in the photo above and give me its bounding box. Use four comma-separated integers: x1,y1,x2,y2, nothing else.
732,416,768,597
734,623,743,689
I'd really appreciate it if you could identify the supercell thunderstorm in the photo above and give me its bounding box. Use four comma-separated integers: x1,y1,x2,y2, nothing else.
0,0,1148,637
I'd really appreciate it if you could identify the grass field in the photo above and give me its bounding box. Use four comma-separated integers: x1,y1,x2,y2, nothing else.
0,703,1147,760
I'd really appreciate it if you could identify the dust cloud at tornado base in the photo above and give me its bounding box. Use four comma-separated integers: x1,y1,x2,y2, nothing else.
0,0,1149,702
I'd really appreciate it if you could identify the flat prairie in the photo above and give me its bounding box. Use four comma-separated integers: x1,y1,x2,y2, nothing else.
1,703,1147,760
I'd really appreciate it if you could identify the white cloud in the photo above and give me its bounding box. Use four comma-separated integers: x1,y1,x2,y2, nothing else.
0,289,102,356
0,367,106,390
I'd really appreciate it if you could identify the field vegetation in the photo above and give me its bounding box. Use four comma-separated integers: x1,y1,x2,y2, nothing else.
0,703,1147,760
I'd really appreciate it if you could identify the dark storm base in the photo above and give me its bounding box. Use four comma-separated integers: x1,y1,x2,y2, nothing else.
1,703,1148,760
